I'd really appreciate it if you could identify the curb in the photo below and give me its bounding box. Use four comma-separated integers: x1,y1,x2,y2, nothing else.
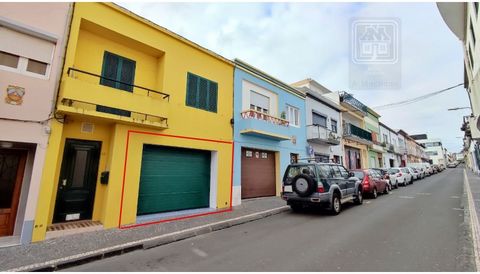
5,206,290,272
458,169,479,271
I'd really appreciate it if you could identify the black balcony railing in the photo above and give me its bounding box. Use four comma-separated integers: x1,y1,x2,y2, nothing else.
67,67,170,100
343,123,372,142
339,92,368,116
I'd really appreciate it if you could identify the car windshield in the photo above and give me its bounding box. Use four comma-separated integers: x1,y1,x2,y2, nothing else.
388,168,399,174
352,171,364,180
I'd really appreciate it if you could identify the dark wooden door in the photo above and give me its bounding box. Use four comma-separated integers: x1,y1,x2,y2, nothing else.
53,139,101,223
0,149,27,237
241,148,276,199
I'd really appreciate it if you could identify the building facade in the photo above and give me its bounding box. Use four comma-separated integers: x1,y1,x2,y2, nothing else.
365,108,383,168
339,92,372,170
291,78,343,164
33,3,234,242
0,3,72,245
438,3,480,173
379,122,402,168
232,60,307,206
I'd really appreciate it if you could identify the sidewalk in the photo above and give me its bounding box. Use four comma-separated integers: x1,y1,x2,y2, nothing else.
462,168,480,271
0,197,288,271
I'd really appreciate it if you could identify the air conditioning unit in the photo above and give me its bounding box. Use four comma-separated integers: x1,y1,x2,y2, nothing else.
470,116,480,140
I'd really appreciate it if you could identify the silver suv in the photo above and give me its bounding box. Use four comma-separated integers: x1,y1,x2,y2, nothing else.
281,163,363,215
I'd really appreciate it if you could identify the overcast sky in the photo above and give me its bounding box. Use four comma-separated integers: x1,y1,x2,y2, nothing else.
118,2,469,153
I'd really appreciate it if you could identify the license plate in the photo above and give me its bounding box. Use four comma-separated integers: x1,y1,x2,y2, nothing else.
284,185,293,192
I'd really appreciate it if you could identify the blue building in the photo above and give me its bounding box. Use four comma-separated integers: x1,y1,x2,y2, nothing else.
232,59,307,205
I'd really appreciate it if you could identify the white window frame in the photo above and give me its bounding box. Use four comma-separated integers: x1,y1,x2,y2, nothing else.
0,51,51,79
287,105,300,127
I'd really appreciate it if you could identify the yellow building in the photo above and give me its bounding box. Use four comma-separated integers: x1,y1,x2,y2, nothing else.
339,92,372,169
32,3,234,241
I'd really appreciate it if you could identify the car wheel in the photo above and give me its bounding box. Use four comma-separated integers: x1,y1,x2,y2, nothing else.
354,189,363,205
372,188,378,199
394,181,399,189
331,193,341,215
384,184,390,194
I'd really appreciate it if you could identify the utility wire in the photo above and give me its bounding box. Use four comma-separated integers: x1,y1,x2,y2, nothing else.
372,83,464,110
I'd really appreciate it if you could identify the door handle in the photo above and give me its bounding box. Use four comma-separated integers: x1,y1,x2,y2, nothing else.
62,179,67,187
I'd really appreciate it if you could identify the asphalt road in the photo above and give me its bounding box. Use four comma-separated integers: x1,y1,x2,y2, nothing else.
65,168,467,271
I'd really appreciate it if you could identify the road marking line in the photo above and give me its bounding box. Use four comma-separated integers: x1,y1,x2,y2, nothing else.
416,193,431,196
464,169,480,271
399,196,415,199
450,196,461,199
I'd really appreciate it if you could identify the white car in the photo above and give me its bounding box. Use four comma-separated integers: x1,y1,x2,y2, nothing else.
388,167,412,186
406,167,418,181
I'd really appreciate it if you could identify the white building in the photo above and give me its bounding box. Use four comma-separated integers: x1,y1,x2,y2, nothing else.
292,79,344,163
379,122,402,168
438,3,480,173
416,138,447,166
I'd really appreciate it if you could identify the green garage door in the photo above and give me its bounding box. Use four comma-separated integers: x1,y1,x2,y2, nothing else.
137,145,211,215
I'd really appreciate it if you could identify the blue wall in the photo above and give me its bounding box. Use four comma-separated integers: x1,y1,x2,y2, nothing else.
233,67,307,191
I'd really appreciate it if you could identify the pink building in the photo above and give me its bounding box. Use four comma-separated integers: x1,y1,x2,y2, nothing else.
0,3,71,245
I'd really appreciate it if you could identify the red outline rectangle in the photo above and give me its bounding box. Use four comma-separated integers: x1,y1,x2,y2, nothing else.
118,129,234,229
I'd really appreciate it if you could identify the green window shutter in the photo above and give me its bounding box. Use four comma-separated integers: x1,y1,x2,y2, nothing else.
118,58,135,92
100,52,118,88
198,78,208,110
208,82,217,112
185,72,218,113
98,51,136,117
186,73,198,107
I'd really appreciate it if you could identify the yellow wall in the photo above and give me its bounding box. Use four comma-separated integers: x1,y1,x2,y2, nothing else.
33,2,234,242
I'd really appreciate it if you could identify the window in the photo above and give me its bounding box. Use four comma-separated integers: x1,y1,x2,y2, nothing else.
383,134,388,143
330,165,342,178
315,153,329,163
97,51,136,117
287,105,300,127
426,151,438,156
26,59,47,75
475,2,479,16
0,51,19,68
186,72,218,113
338,165,349,178
0,26,54,78
331,119,337,133
312,112,327,128
250,91,269,114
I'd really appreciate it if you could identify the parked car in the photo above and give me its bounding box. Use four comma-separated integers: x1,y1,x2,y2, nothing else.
408,164,426,178
372,168,397,189
352,169,389,198
407,167,419,181
424,163,433,175
432,164,439,173
281,163,363,215
447,162,457,168
388,167,412,186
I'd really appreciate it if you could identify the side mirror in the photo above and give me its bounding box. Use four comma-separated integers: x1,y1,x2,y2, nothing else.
348,172,355,178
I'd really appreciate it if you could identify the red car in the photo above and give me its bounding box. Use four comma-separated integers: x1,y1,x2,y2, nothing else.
351,169,389,198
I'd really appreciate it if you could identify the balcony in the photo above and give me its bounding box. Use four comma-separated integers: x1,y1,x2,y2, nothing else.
343,123,372,145
57,68,170,129
239,109,291,141
339,92,368,116
387,143,395,153
306,125,341,145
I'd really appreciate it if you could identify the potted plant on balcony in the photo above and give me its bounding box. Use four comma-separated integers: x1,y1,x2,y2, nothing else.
280,111,286,120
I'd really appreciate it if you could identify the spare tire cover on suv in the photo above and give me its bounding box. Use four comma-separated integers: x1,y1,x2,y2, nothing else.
292,174,317,197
